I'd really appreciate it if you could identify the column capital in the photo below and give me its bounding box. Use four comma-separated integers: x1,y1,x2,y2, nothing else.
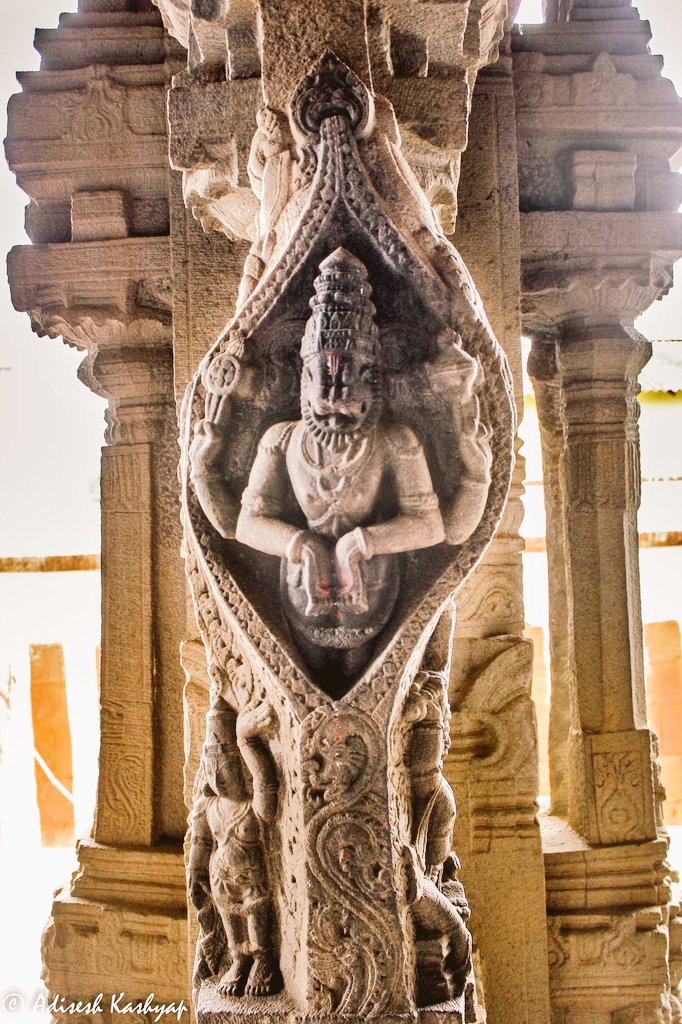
84,344,175,446
8,237,172,354
557,326,651,383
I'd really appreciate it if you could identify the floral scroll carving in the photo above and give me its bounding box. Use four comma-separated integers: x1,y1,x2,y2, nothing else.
181,51,515,1023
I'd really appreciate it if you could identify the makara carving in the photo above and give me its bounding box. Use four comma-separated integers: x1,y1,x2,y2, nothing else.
182,52,515,1023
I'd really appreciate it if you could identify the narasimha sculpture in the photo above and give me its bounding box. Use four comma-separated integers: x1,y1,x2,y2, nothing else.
192,247,492,686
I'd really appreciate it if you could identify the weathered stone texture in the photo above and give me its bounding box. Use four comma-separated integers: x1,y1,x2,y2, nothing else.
6,0,188,1009
515,1,682,1019
6,0,682,1021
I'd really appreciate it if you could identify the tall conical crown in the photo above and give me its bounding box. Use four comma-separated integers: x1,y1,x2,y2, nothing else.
301,248,379,361
203,696,238,751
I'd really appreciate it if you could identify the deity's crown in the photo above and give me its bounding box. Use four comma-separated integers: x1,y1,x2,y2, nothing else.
301,247,379,362
203,696,238,753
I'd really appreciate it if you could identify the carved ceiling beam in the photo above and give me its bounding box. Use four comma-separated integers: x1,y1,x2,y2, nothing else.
156,0,510,237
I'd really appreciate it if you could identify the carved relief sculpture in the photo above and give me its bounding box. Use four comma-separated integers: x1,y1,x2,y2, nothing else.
189,696,281,998
182,52,515,1023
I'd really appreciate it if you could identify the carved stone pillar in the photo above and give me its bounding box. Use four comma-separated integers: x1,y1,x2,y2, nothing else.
157,2,550,1020
560,327,655,843
449,54,551,1024
92,343,179,846
157,0,521,1007
514,1,682,1017
527,342,572,817
6,2,189,1006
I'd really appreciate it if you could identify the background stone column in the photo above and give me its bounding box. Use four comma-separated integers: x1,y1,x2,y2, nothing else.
559,327,655,843
91,344,182,847
527,342,571,815
513,0,682,1017
6,1,189,1007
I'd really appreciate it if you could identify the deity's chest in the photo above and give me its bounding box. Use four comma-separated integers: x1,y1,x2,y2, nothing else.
286,427,384,539
206,798,259,851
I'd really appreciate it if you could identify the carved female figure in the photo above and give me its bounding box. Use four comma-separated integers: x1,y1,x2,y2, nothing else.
188,697,281,998
404,672,473,1005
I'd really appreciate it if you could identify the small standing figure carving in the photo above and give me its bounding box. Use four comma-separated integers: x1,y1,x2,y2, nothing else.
188,697,281,999
404,672,473,1007
235,248,446,686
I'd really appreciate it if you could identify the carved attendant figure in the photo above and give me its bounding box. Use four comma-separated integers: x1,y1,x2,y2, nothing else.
188,697,281,998
404,672,472,1004
235,248,447,682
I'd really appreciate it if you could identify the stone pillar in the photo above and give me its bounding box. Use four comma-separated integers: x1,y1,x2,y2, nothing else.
38,337,189,1008
530,328,658,844
514,0,682,1017
527,343,572,815
526,624,550,798
157,2,550,1020
6,2,189,1006
29,644,75,847
450,55,551,1024
92,344,179,847
559,327,656,844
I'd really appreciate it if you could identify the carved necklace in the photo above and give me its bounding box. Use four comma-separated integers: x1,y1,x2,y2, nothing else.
300,427,375,497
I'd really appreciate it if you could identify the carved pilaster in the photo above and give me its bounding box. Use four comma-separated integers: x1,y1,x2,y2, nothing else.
527,340,572,816
448,637,551,1024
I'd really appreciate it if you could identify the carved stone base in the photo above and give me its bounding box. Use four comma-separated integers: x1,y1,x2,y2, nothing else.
541,816,682,1024
42,841,188,1010
196,978,479,1024
548,907,677,1024
569,729,658,845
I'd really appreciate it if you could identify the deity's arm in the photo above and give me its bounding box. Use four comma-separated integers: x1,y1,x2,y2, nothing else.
188,796,213,908
235,423,300,557
190,416,241,540
443,394,492,544
425,343,492,545
237,705,279,824
423,780,457,873
444,474,491,546
358,425,445,557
